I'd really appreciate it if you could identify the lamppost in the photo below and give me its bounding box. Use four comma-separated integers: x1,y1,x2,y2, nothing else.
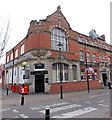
84,41,90,93
21,61,27,105
57,42,63,99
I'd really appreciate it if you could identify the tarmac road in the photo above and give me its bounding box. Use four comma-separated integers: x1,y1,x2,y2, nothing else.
1,88,111,119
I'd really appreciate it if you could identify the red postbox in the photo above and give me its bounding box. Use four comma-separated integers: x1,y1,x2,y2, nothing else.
19,85,29,94
24,85,29,94
12,84,17,92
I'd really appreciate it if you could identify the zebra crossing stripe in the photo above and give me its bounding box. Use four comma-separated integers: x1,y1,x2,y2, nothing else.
99,104,109,107
1,108,10,112
31,102,68,110
19,114,29,118
12,110,19,113
52,107,97,118
40,104,81,114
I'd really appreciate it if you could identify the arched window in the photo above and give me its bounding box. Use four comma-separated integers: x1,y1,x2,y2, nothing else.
51,28,68,51
52,63,69,82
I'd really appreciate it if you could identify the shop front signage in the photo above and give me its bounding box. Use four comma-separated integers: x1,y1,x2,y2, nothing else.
30,71,48,75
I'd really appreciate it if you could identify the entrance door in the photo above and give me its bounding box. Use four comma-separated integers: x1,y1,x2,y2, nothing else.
102,73,107,86
35,75,44,93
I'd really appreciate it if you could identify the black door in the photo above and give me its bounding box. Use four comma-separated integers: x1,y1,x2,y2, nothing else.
102,73,107,86
35,75,44,93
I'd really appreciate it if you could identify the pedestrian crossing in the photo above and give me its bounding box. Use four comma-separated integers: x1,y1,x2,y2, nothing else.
52,107,97,118
38,102,98,118
39,104,81,114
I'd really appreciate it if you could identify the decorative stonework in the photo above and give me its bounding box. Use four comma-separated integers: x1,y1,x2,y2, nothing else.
30,49,51,58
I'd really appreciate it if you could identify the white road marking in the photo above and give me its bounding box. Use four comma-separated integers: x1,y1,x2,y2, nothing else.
1,108,10,112
12,110,19,113
40,104,81,114
99,104,109,107
52,107,97,118
19,114,29,118
89,96,95,98
31,102,68,110
98,99,110,103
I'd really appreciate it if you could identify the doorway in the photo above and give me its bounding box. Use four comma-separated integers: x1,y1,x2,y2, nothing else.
102,73,107,86
35,75,45,93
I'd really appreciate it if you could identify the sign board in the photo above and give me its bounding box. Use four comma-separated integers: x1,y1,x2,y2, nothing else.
30,71,48,75
85,67,94,74
23,74,29,79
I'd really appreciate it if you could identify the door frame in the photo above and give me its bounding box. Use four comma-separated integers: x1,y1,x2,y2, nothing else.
35,74,45,93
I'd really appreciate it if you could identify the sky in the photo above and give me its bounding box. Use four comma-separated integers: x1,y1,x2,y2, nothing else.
0,0,111,64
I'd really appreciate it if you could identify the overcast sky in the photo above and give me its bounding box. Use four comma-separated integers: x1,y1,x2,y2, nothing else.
0,0,111,64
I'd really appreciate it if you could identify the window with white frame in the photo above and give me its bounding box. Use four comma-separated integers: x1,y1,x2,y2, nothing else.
86,52,90,62
52,63,69,82
93,53,96,62
51,28,68,51
15,49,18,58
91,41,94,46
78,37,82,42
72,65,77,80
9,69,12,83
7,56,9,62
10,53,13,60
99,55,102,62
81,69,85,81
80,51,84,61
108,56,110,64
20,44,24,55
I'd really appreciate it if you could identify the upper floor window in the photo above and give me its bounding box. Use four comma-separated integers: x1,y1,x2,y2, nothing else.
78,37,82,42
86,52,90,62
10,53,13,60
80,51,84,61
15,49,18,58
7,56,9,62
93,53,96,62
91,41,94,46
20,44,24,55
51,28,68,51
108,56,110,64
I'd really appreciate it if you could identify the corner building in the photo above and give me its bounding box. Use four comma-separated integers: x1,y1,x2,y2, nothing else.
5,6,112,93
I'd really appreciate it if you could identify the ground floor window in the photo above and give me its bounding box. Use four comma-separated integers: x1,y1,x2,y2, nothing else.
52,63,69,82
81,69,85,81
72,65,77,80
81,68,98,81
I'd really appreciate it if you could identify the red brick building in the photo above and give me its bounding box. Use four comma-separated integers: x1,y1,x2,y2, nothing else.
0,64,5,88
5,6,112,93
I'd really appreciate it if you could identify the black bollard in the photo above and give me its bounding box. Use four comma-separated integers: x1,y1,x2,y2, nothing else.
21,93,24,105
6,87,8,95
45,107,50,120
21,85,24,105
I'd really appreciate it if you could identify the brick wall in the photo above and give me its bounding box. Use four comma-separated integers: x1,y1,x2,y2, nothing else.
49,80,101,93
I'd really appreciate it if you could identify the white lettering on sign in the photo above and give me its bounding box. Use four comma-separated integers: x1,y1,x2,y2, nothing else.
21,88,24,93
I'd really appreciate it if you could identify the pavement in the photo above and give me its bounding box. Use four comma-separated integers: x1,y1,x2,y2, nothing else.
1,88,111,119
2,88,110,108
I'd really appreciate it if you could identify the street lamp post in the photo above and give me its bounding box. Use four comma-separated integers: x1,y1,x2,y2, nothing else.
21,61,27,105
84,41,90,93
57,42,63,99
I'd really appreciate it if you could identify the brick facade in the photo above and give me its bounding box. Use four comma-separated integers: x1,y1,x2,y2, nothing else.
5,6,112,93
